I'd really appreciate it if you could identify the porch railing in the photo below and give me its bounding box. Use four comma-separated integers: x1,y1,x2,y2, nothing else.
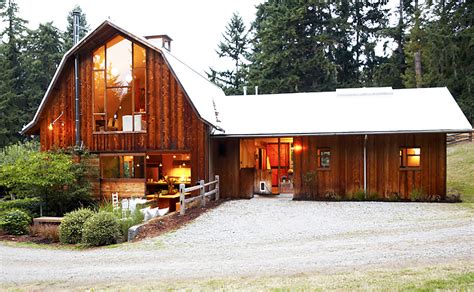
179,175,219,215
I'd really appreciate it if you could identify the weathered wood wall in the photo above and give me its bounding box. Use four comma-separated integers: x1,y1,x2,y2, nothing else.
100,180,145,200
293,133,446,199
37,38,210,186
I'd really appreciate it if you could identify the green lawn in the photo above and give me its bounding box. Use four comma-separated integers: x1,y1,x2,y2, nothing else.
447,141,474,208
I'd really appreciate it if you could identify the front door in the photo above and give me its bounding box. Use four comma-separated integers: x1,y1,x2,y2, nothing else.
267,143,290,188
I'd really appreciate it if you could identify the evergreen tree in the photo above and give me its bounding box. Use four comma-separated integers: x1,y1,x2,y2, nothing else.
22,22,64,120
208,12,250,95
63,5,89,51
248,1,337,94
0,0,27,147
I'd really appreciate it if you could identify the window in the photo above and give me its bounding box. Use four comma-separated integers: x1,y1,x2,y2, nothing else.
317,148,331,168
101,155,145,178
400,147,421,168
93,35,146,132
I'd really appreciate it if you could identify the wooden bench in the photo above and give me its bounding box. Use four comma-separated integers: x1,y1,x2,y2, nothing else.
33,217,63,225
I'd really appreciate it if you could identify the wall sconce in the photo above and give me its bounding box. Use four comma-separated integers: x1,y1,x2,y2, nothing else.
293,144,303,152
48,111,64,131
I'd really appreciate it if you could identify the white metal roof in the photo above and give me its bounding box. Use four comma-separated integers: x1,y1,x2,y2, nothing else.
21,20,223,134
213,87,472,136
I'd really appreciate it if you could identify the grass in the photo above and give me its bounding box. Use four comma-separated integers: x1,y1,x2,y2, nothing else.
6,262,472,291
447,142,474,209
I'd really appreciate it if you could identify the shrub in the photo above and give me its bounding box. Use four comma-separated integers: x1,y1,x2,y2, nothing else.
59,208,95,244
0,197,41,217
82,212,120,246
30,224,59,242
118,208,144,241
0,142,93,216
0,209,31,235
410,188,425,202
324,191,342,201
352,190,366,201
386,192,401,202
366,192,380,201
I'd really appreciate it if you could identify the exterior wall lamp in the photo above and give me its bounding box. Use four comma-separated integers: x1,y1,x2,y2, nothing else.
48,111,64,131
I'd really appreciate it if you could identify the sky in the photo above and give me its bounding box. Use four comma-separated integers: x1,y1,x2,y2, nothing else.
15,0,265,75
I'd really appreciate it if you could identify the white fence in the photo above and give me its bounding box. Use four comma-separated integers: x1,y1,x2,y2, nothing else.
179,175,219,215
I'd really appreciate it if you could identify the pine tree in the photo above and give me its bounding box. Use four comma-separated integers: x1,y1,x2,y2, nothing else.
208,12,250,95
248,1,337,94
22,22,64,120
0,0,27,147
63,5,89,51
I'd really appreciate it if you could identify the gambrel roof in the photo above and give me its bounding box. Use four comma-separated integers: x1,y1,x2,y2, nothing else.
21,20,224,135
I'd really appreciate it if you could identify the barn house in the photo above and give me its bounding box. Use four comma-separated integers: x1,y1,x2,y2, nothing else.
22,21,472,203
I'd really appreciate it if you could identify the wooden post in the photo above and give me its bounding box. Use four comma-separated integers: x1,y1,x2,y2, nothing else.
200,179,205,207
469,131,472,142
215,175,220,201
179,184,185,215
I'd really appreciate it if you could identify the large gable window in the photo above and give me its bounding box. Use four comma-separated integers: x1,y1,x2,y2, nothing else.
93,35,146,132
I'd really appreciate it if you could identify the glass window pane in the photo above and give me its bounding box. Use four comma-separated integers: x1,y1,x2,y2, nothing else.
407,148,420,155
93,46,105,70
106,35,132,87
102,156,120,178
133,68,146,113
407,155,420,167
93,71,105,113
123,155,134,178
107,88,132,131
94,115,106,132
133,43,146,68
134,156,145,178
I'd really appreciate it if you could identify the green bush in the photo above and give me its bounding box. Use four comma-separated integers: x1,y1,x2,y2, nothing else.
352,190,366,201
118,208,144,241
410,188,425,202
59,208,95,244
0,208,31,235
82,212,120,246
0,197,41,217
0,142,93,216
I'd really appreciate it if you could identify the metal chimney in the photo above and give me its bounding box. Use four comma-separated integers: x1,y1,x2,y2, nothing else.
243,86,247,96
255,86,258,95
73,10,81,147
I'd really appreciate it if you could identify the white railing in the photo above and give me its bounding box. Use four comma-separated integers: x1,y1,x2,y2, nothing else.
179,175,219,215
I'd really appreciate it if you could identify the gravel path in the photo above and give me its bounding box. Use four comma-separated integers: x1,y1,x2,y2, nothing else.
1,197,473,287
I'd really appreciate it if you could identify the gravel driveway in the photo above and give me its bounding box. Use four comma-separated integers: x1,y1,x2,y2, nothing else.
1,196,473,287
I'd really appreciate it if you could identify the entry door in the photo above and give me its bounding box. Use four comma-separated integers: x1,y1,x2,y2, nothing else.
266,143,290,187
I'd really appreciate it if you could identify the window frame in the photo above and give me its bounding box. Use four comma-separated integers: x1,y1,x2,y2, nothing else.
92,34,147,134
317,147,331,170
399,147,421,169
99,153,146,180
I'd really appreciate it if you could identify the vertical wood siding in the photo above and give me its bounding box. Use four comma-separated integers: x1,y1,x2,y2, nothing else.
38,48,209,183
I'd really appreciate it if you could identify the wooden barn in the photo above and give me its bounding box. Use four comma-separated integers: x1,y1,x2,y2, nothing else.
22,21,472,202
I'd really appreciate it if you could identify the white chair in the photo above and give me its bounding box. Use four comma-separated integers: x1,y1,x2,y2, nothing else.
121,199,130,217
112,192,119,211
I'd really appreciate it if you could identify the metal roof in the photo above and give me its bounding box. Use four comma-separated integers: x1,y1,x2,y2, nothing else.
213,87,472,137
21,20,223,134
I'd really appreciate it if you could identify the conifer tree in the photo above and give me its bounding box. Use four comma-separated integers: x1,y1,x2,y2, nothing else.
63,5,89,51
208,12,250,95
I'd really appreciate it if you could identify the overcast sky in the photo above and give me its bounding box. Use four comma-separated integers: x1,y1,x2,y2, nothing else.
15,0,264,75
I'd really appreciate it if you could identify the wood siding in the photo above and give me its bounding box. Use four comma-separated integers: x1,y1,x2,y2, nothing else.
293,133,446,200
37,42,210,185
100,179,145,200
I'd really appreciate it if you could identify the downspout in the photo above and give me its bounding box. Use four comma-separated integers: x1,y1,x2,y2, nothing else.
364,134,368,197
73,10,81,148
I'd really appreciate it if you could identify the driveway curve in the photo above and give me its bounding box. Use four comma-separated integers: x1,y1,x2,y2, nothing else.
1,197,473,287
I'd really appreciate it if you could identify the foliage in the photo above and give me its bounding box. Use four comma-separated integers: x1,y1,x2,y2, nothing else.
0,197,41,217
58,208,95,244
63,5,89,51
0,208,31,235
352,190,366,201
410,188,425,202
82,212,120,246
30,224,59,242
208,12,250,95
0,142,93,216
323,191,341,201
118,208,145,241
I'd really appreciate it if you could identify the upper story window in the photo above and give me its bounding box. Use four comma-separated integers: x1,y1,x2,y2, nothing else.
93,35,147,132
317,147,331,169
400,147,421,168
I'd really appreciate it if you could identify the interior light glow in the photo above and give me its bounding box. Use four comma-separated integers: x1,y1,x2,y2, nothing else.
294,144,303,152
